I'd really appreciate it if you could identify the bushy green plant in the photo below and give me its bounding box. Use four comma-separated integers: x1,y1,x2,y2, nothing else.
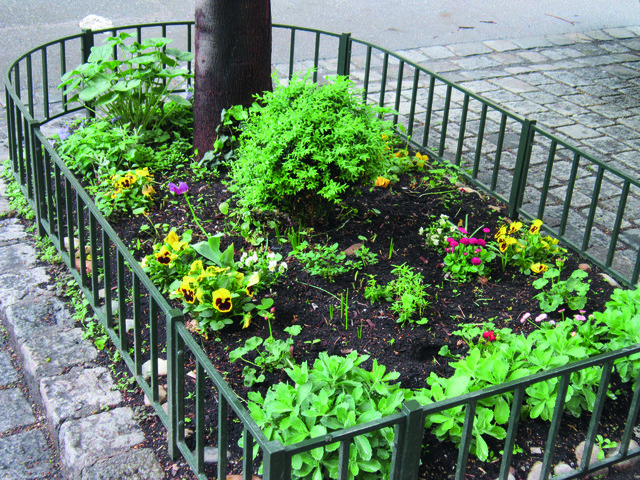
532,259,590,312
245,351,408,480
594,285,640,384
197,105,248,171
228,71,393,224
58,33,193,131
229,325,301,387
292,241,377,282
364,263,430,325
55,119,147,179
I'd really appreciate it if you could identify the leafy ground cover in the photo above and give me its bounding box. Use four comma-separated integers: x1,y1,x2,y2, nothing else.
32,34,640,479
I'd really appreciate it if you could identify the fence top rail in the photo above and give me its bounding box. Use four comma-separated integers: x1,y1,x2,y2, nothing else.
531,123,640,189
347,36,528,124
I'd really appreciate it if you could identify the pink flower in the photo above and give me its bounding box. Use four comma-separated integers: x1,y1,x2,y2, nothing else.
535,313,548,323
476,239,486,247
469,238,478,245
574,314,586,321
445,247,453,253
463,252,468,256
470,257,482,265
482,330,496,342
474,248,482,253
449,240,459,248
460,237,470,245
459,227,468,234
446,237,455,243
482,228,491,234
520,312,531,324
168,181,189,195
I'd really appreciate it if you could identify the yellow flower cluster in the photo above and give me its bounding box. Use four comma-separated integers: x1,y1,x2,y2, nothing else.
495,219,562,274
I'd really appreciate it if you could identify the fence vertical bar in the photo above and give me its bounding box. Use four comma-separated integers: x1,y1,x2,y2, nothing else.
619,371,640,457
558,152,581,237
77,195,88,286
378,53,388,112
242,428,254,480
439,85,452,158
288,29,295,80
312,32,321,83
59,41,68,112
167,315,179,460
80,29,95,118
218,393,229,479
133,275,143,377
455,400,477,480
362,45,372,101
490,113,507,192
393,60,404,126
508,119,536,219
102,230,113,329
41,48,49,119
580,361,614,472
606,180,629,268
336,32,352,76
407,69,419,137
391,400,425,480
25,54,34,117
196,362,205,474
499,386,525,480
263,441,291,480
89,214,99,306
582,166,604,251
422,76,435,148
337,441,351,479
117,251,129,353
540,373,571,480
455,94,470,166
473,103,488,179
32,130,46,237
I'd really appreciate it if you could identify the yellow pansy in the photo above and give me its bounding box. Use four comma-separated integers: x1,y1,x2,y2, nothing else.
375,177,391,188
242,313,252,329
142,184,156,197
495,225,507,239
245,272,260,296
507,222,523,234
165,230,188,252
531,263,549,274
155,245,176,266
529,219,543,235
212,288,233,313
135,167,151,178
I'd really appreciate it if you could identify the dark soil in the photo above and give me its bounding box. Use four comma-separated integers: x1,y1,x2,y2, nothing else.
79,164,640,480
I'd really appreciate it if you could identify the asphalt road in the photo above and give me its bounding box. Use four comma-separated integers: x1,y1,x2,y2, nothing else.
2,0,640,77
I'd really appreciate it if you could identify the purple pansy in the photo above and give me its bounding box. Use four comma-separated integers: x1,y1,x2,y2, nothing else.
168,182,189,195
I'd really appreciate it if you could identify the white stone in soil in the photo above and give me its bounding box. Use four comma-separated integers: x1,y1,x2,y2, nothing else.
554,463,573,476
144,384,167,406
575,440,608,478
606,439,640,471
141,358,167,380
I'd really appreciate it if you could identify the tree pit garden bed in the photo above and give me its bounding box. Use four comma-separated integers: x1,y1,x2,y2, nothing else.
39,38,640,479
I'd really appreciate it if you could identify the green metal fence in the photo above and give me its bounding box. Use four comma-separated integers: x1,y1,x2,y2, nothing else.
4,21,640,480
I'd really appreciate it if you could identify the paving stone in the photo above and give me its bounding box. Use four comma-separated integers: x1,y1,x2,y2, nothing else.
458,80,499,93
0,218,27,244
0,351,19,386
81,448,164,480
59,407,146,477
395,48,428,64
581,30,614,41
504,66,536,75
603,64,640,78
529,111,575,128
564,93,605,107
600,124,640,139
4,293,74,346
520,91,561,105
600,43,633,54
21,327,98,380
501,99,547,115
0,430,54,479
419,59,460,73
488,77,537,93
602,27,637,39
512,36,554,49
545,34,579,46
544,70,594,87
453,56,500,71
570,113,616,129
546,101,590,116
515,72,556,85
447,42,492,57
516,51,550,63
0,388,36,433
591,104,637,119
577,83,618,97
40,366,122,428
487,52,527,67
482,39,520,52
538,47,583,61
583,136,633,155
538,82,579,96
556,124,602,140
419,45,453,60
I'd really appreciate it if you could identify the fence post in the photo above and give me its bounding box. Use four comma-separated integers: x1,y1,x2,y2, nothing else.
337,32,352,77
508,118,536,219
166,314,180,460
263,440,291,480
80,28,96,119
391,400,425,480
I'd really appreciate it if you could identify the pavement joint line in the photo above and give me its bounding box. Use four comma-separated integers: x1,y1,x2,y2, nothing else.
0,23,640,479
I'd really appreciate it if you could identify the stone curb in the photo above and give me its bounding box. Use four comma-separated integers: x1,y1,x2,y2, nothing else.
0,165,164,479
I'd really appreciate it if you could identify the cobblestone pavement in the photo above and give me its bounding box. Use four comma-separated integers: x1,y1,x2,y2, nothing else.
1,25,640,480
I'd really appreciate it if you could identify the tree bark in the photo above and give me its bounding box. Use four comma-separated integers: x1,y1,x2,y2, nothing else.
193,0,272,158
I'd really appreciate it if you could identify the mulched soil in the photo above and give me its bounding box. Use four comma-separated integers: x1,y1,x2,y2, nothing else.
59,161,640,480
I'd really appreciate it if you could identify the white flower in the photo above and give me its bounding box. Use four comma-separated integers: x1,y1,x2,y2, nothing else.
268,260,278,271
279,262,288,272
436,228,442,234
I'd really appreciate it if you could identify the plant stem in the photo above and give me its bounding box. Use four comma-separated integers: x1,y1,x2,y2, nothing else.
184,194,208,237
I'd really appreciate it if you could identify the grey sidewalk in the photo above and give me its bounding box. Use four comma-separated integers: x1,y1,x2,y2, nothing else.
2,24,640,480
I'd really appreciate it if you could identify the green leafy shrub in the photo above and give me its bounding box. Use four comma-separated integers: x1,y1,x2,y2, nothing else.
292,241,377,282
246,351,407,480
364,263,429,325
59,33,193,132
532,259,590,312
228,71,393,224
93,167,156,218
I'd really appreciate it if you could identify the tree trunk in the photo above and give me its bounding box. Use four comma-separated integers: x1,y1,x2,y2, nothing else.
193,0,272,158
